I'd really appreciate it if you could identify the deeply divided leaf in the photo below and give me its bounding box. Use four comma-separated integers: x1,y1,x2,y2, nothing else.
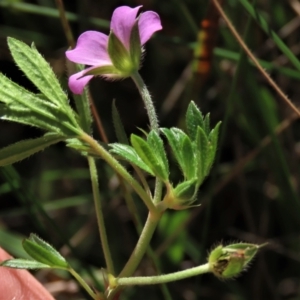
7,37,68,108
207,121,221,168
161,127,189,174
147,130,169,177
131,134,168,181
181,136,196,180
0,134,64,166
186,101,204,140
195,126,209,183
23,234,68,269
29,234,66,261
0,259,51,270
161,128,182,166
170,128,190,172
0,73,57,119
0,73,78,135
203,113,211,136
110,143,154,175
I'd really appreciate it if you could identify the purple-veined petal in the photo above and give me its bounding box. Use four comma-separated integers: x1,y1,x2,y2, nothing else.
111,6,142,49
68,68,95,94
66,31,111,66
138,11,162,45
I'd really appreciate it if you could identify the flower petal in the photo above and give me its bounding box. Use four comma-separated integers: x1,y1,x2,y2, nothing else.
111,6,142,50
138,11,162,45
68,68,95,94
66,31,111,66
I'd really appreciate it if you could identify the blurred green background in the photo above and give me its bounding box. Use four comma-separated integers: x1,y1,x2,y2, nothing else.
1,0,300,299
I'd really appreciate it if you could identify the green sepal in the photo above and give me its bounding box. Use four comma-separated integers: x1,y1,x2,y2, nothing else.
131,134,168,181
108,31,133,75
147,130,169,177
223,243,259,268
162,180,198,210
109,143,154,175
185,101,204,140
208,245,223,264
181,136,196,180
84,65,121,77
112,100,129,145
7,37,68,108
129,19,142,70
22,234,69,269
173,179,198,203
0,133,64,166
0,259,51,270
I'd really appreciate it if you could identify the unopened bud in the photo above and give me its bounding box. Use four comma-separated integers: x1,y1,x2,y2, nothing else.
161,180,198,210
208,242,266,279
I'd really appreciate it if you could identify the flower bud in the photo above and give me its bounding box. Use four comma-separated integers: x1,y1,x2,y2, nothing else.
208,242,266,279
162,180,198,210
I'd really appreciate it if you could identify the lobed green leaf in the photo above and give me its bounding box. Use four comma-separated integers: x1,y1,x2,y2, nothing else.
0,73,79,135
207,121,221,169
7,37,68,108
186,101,204,140
1,107,60,133
131,134,168,181
203,113,211,136
23,234,68,269
0,73,58,118
161,128,186,172
194,126,209,183
0,133,64,166
110,143,153,175
147,130,169,177
0,259,51,270
181,136,196,180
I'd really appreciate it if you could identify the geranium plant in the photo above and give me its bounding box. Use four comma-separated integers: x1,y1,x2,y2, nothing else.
0,5,265,300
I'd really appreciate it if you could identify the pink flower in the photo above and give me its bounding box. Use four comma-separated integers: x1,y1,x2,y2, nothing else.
66,6,162,94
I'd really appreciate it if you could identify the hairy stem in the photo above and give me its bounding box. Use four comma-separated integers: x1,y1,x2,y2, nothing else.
107,212,161,299
131,71,159,132
116,263,210,286
80,132,157,214
131,71,163,204
69,267,98,299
